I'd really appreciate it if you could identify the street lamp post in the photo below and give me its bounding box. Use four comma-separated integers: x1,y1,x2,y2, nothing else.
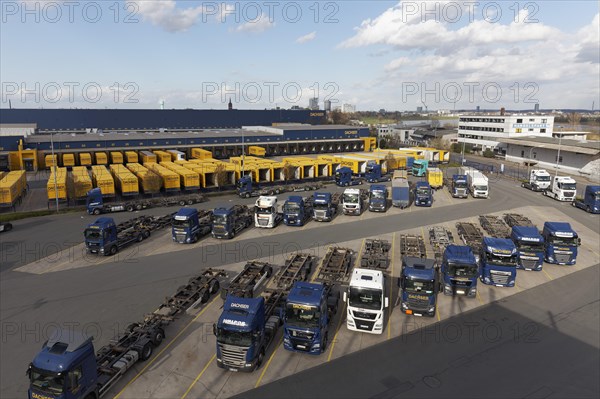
460,138,466,165
241,129,245,176
526,146,535,178
554,133,563,178
50,132,59,213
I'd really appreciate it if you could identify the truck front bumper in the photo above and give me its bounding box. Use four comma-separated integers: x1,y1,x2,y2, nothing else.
283,338,322,355
216,357,257,372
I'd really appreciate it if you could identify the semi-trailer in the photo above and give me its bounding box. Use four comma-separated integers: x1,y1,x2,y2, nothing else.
219,261,274,299
125,151,139,163
399,256,441,317
283,195,314,226
70,166,93,201
426,167,443,189
521,169,552,191
543,176,577,202
172,208,212,244
368,184,388,212
254,196,282,228
503,213,535,228
360,239,391,270
441,245,479,297
28,268,225,399
572,185,600,213
47,167,68,204
211,205,253,239
391,170,410,208
479,215,511,238
109,164,139,196
85,188,205,215
479,237,518,287
428,226,455,263
399,234,427,258
542,222,580,265
0,170,27,209
456,222,484,261
237,175,323,198
461,168,489,198
312,192,340,222
91,166,115,198
79,152,93,166
315,246,354,284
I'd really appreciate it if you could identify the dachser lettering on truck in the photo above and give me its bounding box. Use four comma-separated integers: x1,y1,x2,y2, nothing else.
555,232,574,237
31,393,53,399
492,249,513,255
521,237,541,242
223,319,248,327
230,303,250,309
310,112,325,117
292,304,312,310
407,294,429,301
344,130,358,135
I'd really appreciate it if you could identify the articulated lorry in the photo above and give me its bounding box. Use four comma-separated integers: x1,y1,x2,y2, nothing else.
85,214,173,256
399,256,440,317
211,205,253,239
461,168,489,198
479,237,517,287
335,166,364,187
521,169,552,191
391,170,410,208
28,269,224,399
542,222,580,265
283,281,339,354
254,196,282,228
441,245,478,297
312,192,340,222
342,188,367,215
411,159,429,177
511,225,544,271
85,188,205,215
283,195,314,226
215,255,314,371
447,174,468,198
572,185,600,213
172,208,212,243
414,181,433,207
237,175,322,198
365,162,391,183
543,176,577,201
368,184,388,212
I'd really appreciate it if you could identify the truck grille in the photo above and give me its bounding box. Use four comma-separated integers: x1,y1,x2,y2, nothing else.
490,270,511,284
290,338,311,351
314,210,327,219
218,343,248,368
355,320,375,331
407,297,429,310
353,311,377,320
213,226,225,234
555,253,572,264
288,329,314,340
174,233,187,243
257,218,269,226
450,279,472,287
564,191,575,198
455,189,467,197
519,258,539,270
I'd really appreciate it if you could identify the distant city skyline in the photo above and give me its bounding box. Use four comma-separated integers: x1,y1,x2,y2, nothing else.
1,1,598,111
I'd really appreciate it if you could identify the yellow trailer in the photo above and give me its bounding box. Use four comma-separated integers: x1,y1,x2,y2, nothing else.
160,162,200,190
109,164,139,196
125,151,139,163
44,154,58,169
110,151,124,164
427,167,444,189
152,150,172,163
70,166,93,200
190,148,213,160
146,163,180,192
95,152,108,165
248,146,266,157
61,153,76,168
79,153,92,166
0,171,27,208
47,167,68,202
126,163,161,194
91,165,115,197
140,150,157,165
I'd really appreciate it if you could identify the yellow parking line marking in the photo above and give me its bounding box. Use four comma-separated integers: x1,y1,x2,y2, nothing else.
327,303,347,362
113,295,219,399
436,307,441,322
354,239,366,269
583,243,600,258
542,268,553,281
310,246,330,283
255,337,283,388
476,290,484,305
180,354,216,399
387,232,396,340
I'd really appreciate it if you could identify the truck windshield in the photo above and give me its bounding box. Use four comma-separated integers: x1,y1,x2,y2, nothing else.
536,176,551,182
172,219,190,228
517,242,544,251
84,229,101,239
548,236,578,246
447,264,478,278
313,202,329,209
255,206,274,215
474,185,487,191
285,303,320,328
371,191,386,199
283,203,300,213
216,328,253,346
30,367,64,395
558,183,576,190
485,252,517,266
404,279,434,294
594,193,600,201
343,194,359,203
348,287,382,310
212,215,227,224
454,181,467,188
416,188,429,195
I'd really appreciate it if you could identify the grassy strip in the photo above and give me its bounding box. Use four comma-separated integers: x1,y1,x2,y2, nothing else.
0,207,85,222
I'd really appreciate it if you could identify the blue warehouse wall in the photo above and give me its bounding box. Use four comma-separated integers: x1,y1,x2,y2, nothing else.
0,136,24,151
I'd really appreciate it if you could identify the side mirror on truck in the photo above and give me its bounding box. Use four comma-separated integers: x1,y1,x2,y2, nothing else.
577,238,582,246
384,297,389,308
212,323,216,336
342,292,347,303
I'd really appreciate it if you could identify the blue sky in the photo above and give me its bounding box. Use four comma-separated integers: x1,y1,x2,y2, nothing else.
1,1,599,110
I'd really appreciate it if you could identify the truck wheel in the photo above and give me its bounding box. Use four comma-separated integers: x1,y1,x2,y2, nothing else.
322,333,328,352
187,199,194,205
126,205,134,212
244,193,251,199
200,289,210,303
265,265,273,278
136,233,144,242
108,246,118,256
140,342,153,361
230,230,236,239
587,206,592,213
136,204,143,210
143,230,151,239
256,349,265,368
179,200,186,206
151,329,164,346
209,280,220,294
275,188,281,194
268,190,274,196
92,208,101,215
126,322,140,333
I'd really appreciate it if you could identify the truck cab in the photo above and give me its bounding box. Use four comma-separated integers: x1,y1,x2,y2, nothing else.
365,162,391,183
545,176,577,201
237,175,257,198
411,159,429,177
522,169,551,191
399,257,439,317
342,188,364,215
335,167,362,187
414,181,433,207
368,184,388,212
211,205,251,239
172,208,210,243
542,222,580,265
344,268,388,334
511,226,544,271
254,196,280,228
464,169,489,198
84,217,117,255
283,282,338,355
479,237,518,287
573,185,600,213
450,174,468,198
312,192,337,222
283,195,312,226
441,245,479,297
215,295,277,372
28,331,98,399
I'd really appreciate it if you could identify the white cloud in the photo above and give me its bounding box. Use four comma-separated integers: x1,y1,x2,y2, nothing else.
234,14,275,33
296,31,317,44
128,0,206,32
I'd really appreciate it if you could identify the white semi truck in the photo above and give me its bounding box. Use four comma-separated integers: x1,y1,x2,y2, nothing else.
254,196,281,228
521,169,552,191
342,188,366,215
461,167,489,198
343,268,389,334
543,176,577,202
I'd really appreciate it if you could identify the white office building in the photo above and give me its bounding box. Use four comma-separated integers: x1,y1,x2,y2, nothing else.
458,114,554,153
342,103,356,113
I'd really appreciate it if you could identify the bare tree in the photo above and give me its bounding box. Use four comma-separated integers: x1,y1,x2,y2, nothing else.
330,109,350,125
145,170,162,193
384,152,398,170
430,137,450,150
214,163,228,188
283,161,296,181
567,112,581,130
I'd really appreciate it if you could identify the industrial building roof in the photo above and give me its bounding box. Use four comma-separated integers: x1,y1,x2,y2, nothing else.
497,136,600,155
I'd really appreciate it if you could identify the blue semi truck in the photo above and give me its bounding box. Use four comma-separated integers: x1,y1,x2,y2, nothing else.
211,205,253,239
283,281,339,354
335,167,363,187
542,222,580,265
365,162,391,183
479,237,518,287
414,181,433,207
172,208,212,243
448,174,468,198
312,192,340,222
399,256,440,317
572,185,600,214
283,195,313,226
511,225,544,271
441,245,479,297
368,184,388,212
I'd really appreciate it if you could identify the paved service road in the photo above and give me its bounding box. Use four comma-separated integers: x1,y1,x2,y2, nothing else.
1,176,598,398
